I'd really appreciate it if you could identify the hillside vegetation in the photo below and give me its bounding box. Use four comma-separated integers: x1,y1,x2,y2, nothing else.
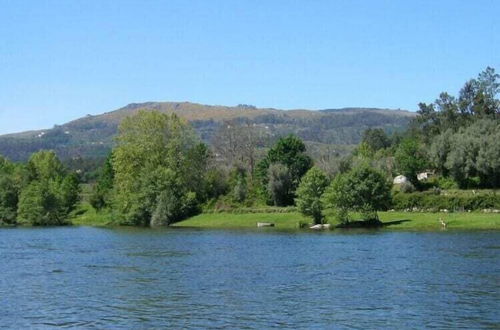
0,102,414,162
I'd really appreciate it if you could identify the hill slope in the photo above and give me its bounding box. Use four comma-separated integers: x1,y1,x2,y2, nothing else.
0,101,415,161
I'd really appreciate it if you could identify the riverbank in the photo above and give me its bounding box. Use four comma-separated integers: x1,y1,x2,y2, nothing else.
69,202,114,226
4,210,499,230
172,211,500,231
44,201,500,230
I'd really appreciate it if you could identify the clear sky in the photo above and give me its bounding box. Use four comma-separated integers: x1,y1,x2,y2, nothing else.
0,0,498,134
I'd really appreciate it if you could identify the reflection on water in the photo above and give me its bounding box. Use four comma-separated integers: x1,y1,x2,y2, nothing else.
1,227,499,328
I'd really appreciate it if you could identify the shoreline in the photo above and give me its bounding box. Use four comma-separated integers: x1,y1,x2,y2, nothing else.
171,211,500,231
3,211,499,231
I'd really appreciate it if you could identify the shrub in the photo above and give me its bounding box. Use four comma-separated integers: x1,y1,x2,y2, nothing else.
437,177,459,190
392,191,500,211
400,181,416,193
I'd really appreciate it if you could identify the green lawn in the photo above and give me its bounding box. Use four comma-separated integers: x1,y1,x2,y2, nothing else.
70,202,115,226
69,199,500,231
173,211,500,231
377,211,500,230
173,212,310,230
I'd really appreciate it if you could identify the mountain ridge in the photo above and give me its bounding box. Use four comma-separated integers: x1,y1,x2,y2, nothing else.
0,101,416,161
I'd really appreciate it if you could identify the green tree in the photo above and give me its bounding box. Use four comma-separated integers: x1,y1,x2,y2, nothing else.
90,154,115,210
17,151,79,225
361,128,390,151
0,176,18,224
149,169,198,226
394,138,428,185
442,119,500,188
17,182,66,225
257,135,313,205
267,163,293,206
26,150,65,182
428,129,453,175
0,156,20,224
295,167,329,224
112,111,207,225
60,173,80,213
230,168,248,203
204,168,229,201
414,67,499,141
185,143,211,201
322,165,391,224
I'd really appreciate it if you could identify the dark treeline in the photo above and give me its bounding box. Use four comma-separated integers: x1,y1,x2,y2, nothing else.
0,67,499,226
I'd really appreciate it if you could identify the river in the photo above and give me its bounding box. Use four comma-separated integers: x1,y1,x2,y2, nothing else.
1,227,499,328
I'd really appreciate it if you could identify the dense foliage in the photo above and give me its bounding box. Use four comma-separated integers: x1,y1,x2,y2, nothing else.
295,167,329,224
112,111,208,226
0,151,80,225
0,156,21,224
322,165,391,223
428,119,500,188
89,154,114,210
394,138,428,185
257,135,313,206
392,190,500,212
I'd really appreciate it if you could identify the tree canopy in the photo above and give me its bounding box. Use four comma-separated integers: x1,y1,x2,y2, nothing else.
322,165,391,223
112,111,208,225
295,167,329,224
394,138,428,185
17,150,80,225
257,135,313,205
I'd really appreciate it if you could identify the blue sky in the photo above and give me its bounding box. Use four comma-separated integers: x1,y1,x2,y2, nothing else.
0,0,498,134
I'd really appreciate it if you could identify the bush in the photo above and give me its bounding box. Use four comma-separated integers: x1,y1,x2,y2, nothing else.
437,177,459,190
392,191,500,211
399,181,416,193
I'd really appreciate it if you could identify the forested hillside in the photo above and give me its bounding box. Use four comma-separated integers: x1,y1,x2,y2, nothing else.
0,102,414,162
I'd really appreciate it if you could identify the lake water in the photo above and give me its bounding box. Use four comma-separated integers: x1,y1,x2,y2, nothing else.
1,227,499,329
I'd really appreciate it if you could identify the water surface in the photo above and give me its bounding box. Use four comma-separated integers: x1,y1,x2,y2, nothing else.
1,227,499,328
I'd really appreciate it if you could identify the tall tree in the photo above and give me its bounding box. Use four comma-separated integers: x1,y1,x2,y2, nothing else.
113,111,207,225
394,138,428,185
267,163,293,206
295,167,329,224
361,128,390,151
212,120,264,176
414,67,499,141
257,135,313,205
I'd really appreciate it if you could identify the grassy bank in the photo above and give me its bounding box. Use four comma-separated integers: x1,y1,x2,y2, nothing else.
68,200,500,230
70,202,114,226
173,212,310,230
173,211,500,231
